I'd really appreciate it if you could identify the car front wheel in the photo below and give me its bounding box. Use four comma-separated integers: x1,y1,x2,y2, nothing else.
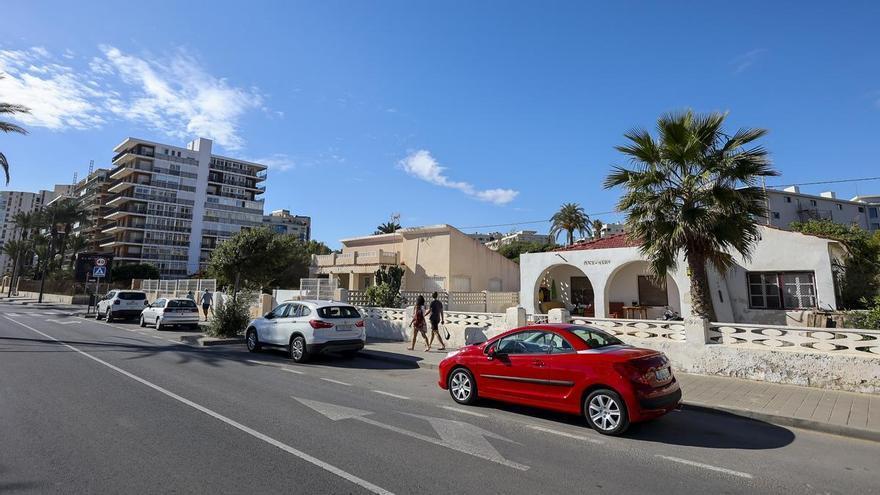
584,389,629,436
289,335,309,363
105,308,114,323
139,315,146,327
155,317,163,331
448,368,477,405
246,329,261,353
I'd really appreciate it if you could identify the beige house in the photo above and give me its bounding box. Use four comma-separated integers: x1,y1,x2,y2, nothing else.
315,224,520,292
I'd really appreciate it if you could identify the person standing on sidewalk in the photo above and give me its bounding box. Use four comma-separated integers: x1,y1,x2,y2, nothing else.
200,288,213,321
425,291,446,351
408,295,431,351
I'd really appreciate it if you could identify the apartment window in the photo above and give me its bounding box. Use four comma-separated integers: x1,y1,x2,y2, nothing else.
771,212,781,219
859,206,865,213
488,278,502,292
810,199,817,207
747,272,816,310
452,276,471,292
637,276,668,306
425,276,446,292
784,196,792,203
870,207,878,219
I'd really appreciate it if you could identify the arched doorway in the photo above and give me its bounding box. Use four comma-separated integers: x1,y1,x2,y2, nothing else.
534,264,595,316
604,261,681,319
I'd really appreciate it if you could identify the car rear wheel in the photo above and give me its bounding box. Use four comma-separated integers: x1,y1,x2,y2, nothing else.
105,308,114,323
448,368,477,405
155,317,163,331
246,329,261,353
139,315,146,327
289,335,309,363
584,389,629,436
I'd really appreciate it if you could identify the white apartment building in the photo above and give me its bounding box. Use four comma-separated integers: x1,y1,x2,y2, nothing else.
102,137,267,278
262,209,311,242
0,184,72,275
764,186,880,232
485,230,551,250
467,231,503,244
599,222,625,238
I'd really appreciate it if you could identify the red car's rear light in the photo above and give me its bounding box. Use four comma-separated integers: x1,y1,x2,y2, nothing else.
355,320,364,328
613,362,653,385
309,320,334,329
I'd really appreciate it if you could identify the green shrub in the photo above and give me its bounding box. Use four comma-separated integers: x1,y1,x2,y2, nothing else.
207,291,257,338
845,296,880,330
364,283,404,308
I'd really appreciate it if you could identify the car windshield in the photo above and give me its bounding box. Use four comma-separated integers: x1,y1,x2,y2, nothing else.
167,300,197,308
317,306,361,319
117,292,146,300
569,326,624,348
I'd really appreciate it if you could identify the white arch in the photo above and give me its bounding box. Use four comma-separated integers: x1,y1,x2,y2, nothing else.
603,260,682,319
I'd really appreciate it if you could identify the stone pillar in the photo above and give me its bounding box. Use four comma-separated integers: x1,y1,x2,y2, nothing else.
548,308,570,324
505,306,526,330
348,271,357,291
335,288,349,303
684,317,710,347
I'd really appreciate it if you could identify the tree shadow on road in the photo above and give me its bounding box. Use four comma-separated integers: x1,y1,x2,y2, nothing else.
251,347,421,370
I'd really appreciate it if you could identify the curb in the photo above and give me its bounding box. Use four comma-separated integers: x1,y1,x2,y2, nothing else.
359,350,439,370
681,401,880,443
180,335,245,346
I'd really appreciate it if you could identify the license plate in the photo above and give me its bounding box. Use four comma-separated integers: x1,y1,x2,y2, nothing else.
655,368,671,381
336,324,353,331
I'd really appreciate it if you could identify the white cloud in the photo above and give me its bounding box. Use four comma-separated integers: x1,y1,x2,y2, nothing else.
244,153,295,172
730,49,767,74
0,44,266,150
399,150,519,205
0,47,110,129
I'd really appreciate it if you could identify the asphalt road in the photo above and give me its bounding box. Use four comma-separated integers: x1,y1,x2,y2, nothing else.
1,301,878,494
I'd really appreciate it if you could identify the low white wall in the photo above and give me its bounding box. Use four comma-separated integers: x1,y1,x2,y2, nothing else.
359,306,515,348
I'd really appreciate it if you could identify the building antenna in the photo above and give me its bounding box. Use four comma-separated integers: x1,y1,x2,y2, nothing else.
88,159,94,176
761,176,770,225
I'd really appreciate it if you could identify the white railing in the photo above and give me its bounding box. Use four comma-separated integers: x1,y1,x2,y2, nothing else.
335,252,355,265
527,313,549,324
137,279,216,298
571,317,686,342
709,322,880,357
315,254,335,266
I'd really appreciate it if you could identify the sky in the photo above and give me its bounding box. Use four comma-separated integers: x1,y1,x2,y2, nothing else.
1,1,879,248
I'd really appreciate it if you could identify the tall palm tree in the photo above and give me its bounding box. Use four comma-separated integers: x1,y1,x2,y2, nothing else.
591,219,604,239
67,234,88,270
604,110,778,320
549,203,590,246
0,76,30,185
374,221,401,235
7,211,38,297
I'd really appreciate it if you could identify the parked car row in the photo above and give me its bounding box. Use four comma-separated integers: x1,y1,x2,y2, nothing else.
95,291,679,436
94,289,200,330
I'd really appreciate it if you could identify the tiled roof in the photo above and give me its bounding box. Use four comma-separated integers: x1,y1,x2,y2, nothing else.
554,233,641,251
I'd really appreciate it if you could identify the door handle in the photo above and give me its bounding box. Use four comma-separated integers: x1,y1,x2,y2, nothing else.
532,359,545,367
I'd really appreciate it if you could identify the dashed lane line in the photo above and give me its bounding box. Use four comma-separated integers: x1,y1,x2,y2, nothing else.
439,405,488,418
655,455,753,479
371,390,410,400
527,425,603,444
2,315,394,495
281,368,306,375
320,378,352,386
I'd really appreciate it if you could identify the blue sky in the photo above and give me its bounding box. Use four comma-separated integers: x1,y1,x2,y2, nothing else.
2,1,879,248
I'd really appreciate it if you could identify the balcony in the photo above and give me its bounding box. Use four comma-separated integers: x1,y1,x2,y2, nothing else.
108,181,137,194
209,162,268,180
315,250,399,268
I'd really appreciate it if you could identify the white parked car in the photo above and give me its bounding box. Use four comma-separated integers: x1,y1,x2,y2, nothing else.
139,298,201,330
246,300,366,363
96,290,149,322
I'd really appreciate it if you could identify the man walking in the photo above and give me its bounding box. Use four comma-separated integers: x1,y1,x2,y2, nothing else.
200,288,213,321
425,291,446,351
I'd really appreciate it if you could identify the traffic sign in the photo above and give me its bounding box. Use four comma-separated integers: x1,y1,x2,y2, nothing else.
95,257,107,267
92,266,107,278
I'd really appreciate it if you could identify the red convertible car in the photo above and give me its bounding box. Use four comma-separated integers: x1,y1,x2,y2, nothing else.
438,324,681,435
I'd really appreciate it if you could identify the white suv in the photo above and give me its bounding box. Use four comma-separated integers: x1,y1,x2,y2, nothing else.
96,290,149,322
245,300,365,363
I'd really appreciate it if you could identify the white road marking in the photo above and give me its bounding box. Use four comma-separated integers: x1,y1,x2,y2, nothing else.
245,359,286,368
320,378,352,386
439,405,487,418
45,319,80,325
297,398,528,471
281,368,305,375
527,425,603,444
655,455,754,479
371,390,410,400
3,316,393,495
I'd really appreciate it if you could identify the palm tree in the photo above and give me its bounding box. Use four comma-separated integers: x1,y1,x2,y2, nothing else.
2,239,27,293
374,221,401,235
67,234,89,270
0,76,30,185
604,110,778,320
549,203,590,246
7,211,37,297
591,219,604,239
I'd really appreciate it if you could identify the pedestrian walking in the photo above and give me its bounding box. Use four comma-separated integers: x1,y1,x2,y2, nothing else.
425,291,446,351
200,288,213,321
407,295,430,351
185,290,195,301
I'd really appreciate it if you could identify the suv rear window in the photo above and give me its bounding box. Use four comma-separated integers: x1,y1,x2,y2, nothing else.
117,292,146,300
317,306,361,319
167,300,197,308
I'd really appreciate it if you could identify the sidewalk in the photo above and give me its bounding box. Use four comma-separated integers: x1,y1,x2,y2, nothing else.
361,340,880,442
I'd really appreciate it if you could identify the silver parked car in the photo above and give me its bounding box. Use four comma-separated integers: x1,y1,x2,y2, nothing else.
140,298,200,330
